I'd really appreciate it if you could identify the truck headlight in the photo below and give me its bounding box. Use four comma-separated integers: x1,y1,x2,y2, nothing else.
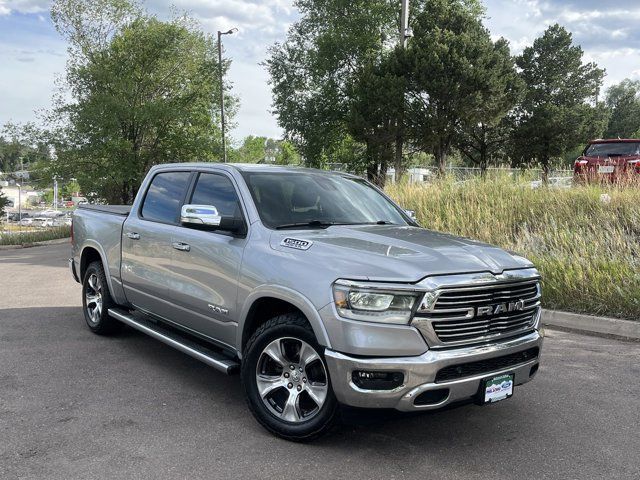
332,281,423,324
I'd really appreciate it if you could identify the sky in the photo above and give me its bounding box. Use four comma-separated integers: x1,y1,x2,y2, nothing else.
1,0,639,143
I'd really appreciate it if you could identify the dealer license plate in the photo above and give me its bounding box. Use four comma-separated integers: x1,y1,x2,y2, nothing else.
598,165,615,174
483,374,514,403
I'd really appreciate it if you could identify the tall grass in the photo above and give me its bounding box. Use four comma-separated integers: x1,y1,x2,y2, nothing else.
387,176,640,320
0,226,71,246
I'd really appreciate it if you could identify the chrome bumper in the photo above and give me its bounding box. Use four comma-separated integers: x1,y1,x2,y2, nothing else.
69,258,80,283
324,329,543,411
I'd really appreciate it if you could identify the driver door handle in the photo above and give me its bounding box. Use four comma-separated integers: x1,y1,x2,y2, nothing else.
172,241,190,252
125,232,140,240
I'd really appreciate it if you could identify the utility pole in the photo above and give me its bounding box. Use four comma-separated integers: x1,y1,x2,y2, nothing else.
400,0,412,48
394,0,412,183
217,28,237,163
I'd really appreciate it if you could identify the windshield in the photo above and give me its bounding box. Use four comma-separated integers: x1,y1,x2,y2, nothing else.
241,171,409,229
585,142,640,157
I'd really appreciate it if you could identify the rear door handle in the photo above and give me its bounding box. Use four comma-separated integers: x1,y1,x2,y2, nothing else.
125,232,140,240
172,241,190,252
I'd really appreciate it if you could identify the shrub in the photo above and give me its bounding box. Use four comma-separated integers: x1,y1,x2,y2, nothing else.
0,226,71,246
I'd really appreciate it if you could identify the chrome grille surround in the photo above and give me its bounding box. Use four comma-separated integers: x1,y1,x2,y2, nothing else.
412,268,542,348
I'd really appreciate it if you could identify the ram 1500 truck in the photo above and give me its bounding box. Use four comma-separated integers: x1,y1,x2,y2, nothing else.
70,163,543,441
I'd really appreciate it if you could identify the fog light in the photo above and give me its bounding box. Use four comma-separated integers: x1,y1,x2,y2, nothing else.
352,371,404,390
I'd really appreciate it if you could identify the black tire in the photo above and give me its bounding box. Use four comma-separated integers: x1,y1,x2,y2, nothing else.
81,261,122,335
241,313,339,442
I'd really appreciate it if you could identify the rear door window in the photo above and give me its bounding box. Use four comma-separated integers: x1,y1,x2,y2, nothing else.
140,171,191,224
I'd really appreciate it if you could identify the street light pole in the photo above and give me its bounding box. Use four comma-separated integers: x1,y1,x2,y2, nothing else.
16,182,21,231
217,28,237,163
53,177,58,210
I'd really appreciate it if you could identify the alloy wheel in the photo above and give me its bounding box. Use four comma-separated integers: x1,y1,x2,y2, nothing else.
256,337,328,423
85,273,103,325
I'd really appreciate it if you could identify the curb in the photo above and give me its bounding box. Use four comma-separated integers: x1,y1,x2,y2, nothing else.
542,309,640,341
0,237,71,250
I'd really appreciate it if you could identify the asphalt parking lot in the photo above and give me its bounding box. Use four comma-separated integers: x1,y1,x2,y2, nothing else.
1,243,639,479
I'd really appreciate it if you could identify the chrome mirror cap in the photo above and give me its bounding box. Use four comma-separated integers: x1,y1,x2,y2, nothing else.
180,204,222,226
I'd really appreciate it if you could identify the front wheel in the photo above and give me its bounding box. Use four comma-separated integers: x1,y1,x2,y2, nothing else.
241,314,339,441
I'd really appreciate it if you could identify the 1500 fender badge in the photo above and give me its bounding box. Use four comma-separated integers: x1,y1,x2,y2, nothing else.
281,237,313,250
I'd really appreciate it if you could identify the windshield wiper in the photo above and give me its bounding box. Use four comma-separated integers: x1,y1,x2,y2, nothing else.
355,220,397,225
275,220,347,230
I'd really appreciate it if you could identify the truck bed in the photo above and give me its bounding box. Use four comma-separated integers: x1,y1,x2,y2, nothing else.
78,204,131,216
73,205,129,291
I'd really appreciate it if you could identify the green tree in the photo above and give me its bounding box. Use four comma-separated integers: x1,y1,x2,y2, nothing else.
230,136,267,163
0,190,8,218
454,38,523,173
62,179,82,198
513,24,606,179
405,0,515,175
266,0,399,169
275,140,301,165
604,79,640,138
348,50,406,185
48,0,234,203
458,117,516,172
0,123,52,180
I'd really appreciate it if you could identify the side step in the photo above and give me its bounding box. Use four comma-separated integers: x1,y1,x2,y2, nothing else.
108,308,240,375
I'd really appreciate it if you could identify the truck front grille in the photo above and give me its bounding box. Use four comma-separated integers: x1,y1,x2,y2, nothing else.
414,279,541,346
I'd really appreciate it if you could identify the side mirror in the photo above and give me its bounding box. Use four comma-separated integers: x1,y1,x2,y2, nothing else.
181,204,222,227
180,204,246,235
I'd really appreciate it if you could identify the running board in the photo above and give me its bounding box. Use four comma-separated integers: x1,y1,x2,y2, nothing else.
108,308,239,375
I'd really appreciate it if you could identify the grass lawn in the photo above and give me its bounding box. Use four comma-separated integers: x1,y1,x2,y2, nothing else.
387,176,640,320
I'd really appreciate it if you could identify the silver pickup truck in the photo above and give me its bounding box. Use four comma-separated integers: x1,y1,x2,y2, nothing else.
70,163,543,441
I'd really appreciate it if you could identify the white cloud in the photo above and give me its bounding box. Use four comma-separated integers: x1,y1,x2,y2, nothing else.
0,0,49,15
484,0,640,88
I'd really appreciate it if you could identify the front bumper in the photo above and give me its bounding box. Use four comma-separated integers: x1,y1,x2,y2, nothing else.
324,330,543,411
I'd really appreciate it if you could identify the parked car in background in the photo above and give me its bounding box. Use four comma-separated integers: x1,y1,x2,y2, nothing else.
10,212,31,222
32,217,54,227
19,217,33,226
41,209,66,218
53,217,72,227
574,139,640,181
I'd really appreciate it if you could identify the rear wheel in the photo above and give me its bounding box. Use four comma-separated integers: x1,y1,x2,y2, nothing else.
242,314,339,441
82,261,121,335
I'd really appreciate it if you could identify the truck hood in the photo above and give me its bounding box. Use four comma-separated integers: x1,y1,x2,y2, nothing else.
269,225,533,283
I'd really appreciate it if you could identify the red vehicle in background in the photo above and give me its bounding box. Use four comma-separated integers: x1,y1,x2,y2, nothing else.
574,139,640,182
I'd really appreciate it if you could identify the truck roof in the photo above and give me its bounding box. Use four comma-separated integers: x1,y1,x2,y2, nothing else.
149,162,356,177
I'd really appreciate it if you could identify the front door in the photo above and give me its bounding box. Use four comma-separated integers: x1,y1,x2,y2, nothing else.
165,171,248,348
121,170,192,314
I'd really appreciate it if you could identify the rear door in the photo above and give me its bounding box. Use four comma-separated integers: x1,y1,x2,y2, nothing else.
121,170,192,314
164,171,248,347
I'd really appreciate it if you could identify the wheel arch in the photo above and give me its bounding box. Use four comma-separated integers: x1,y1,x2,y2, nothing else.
79,245,103,280
237,286,332,358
